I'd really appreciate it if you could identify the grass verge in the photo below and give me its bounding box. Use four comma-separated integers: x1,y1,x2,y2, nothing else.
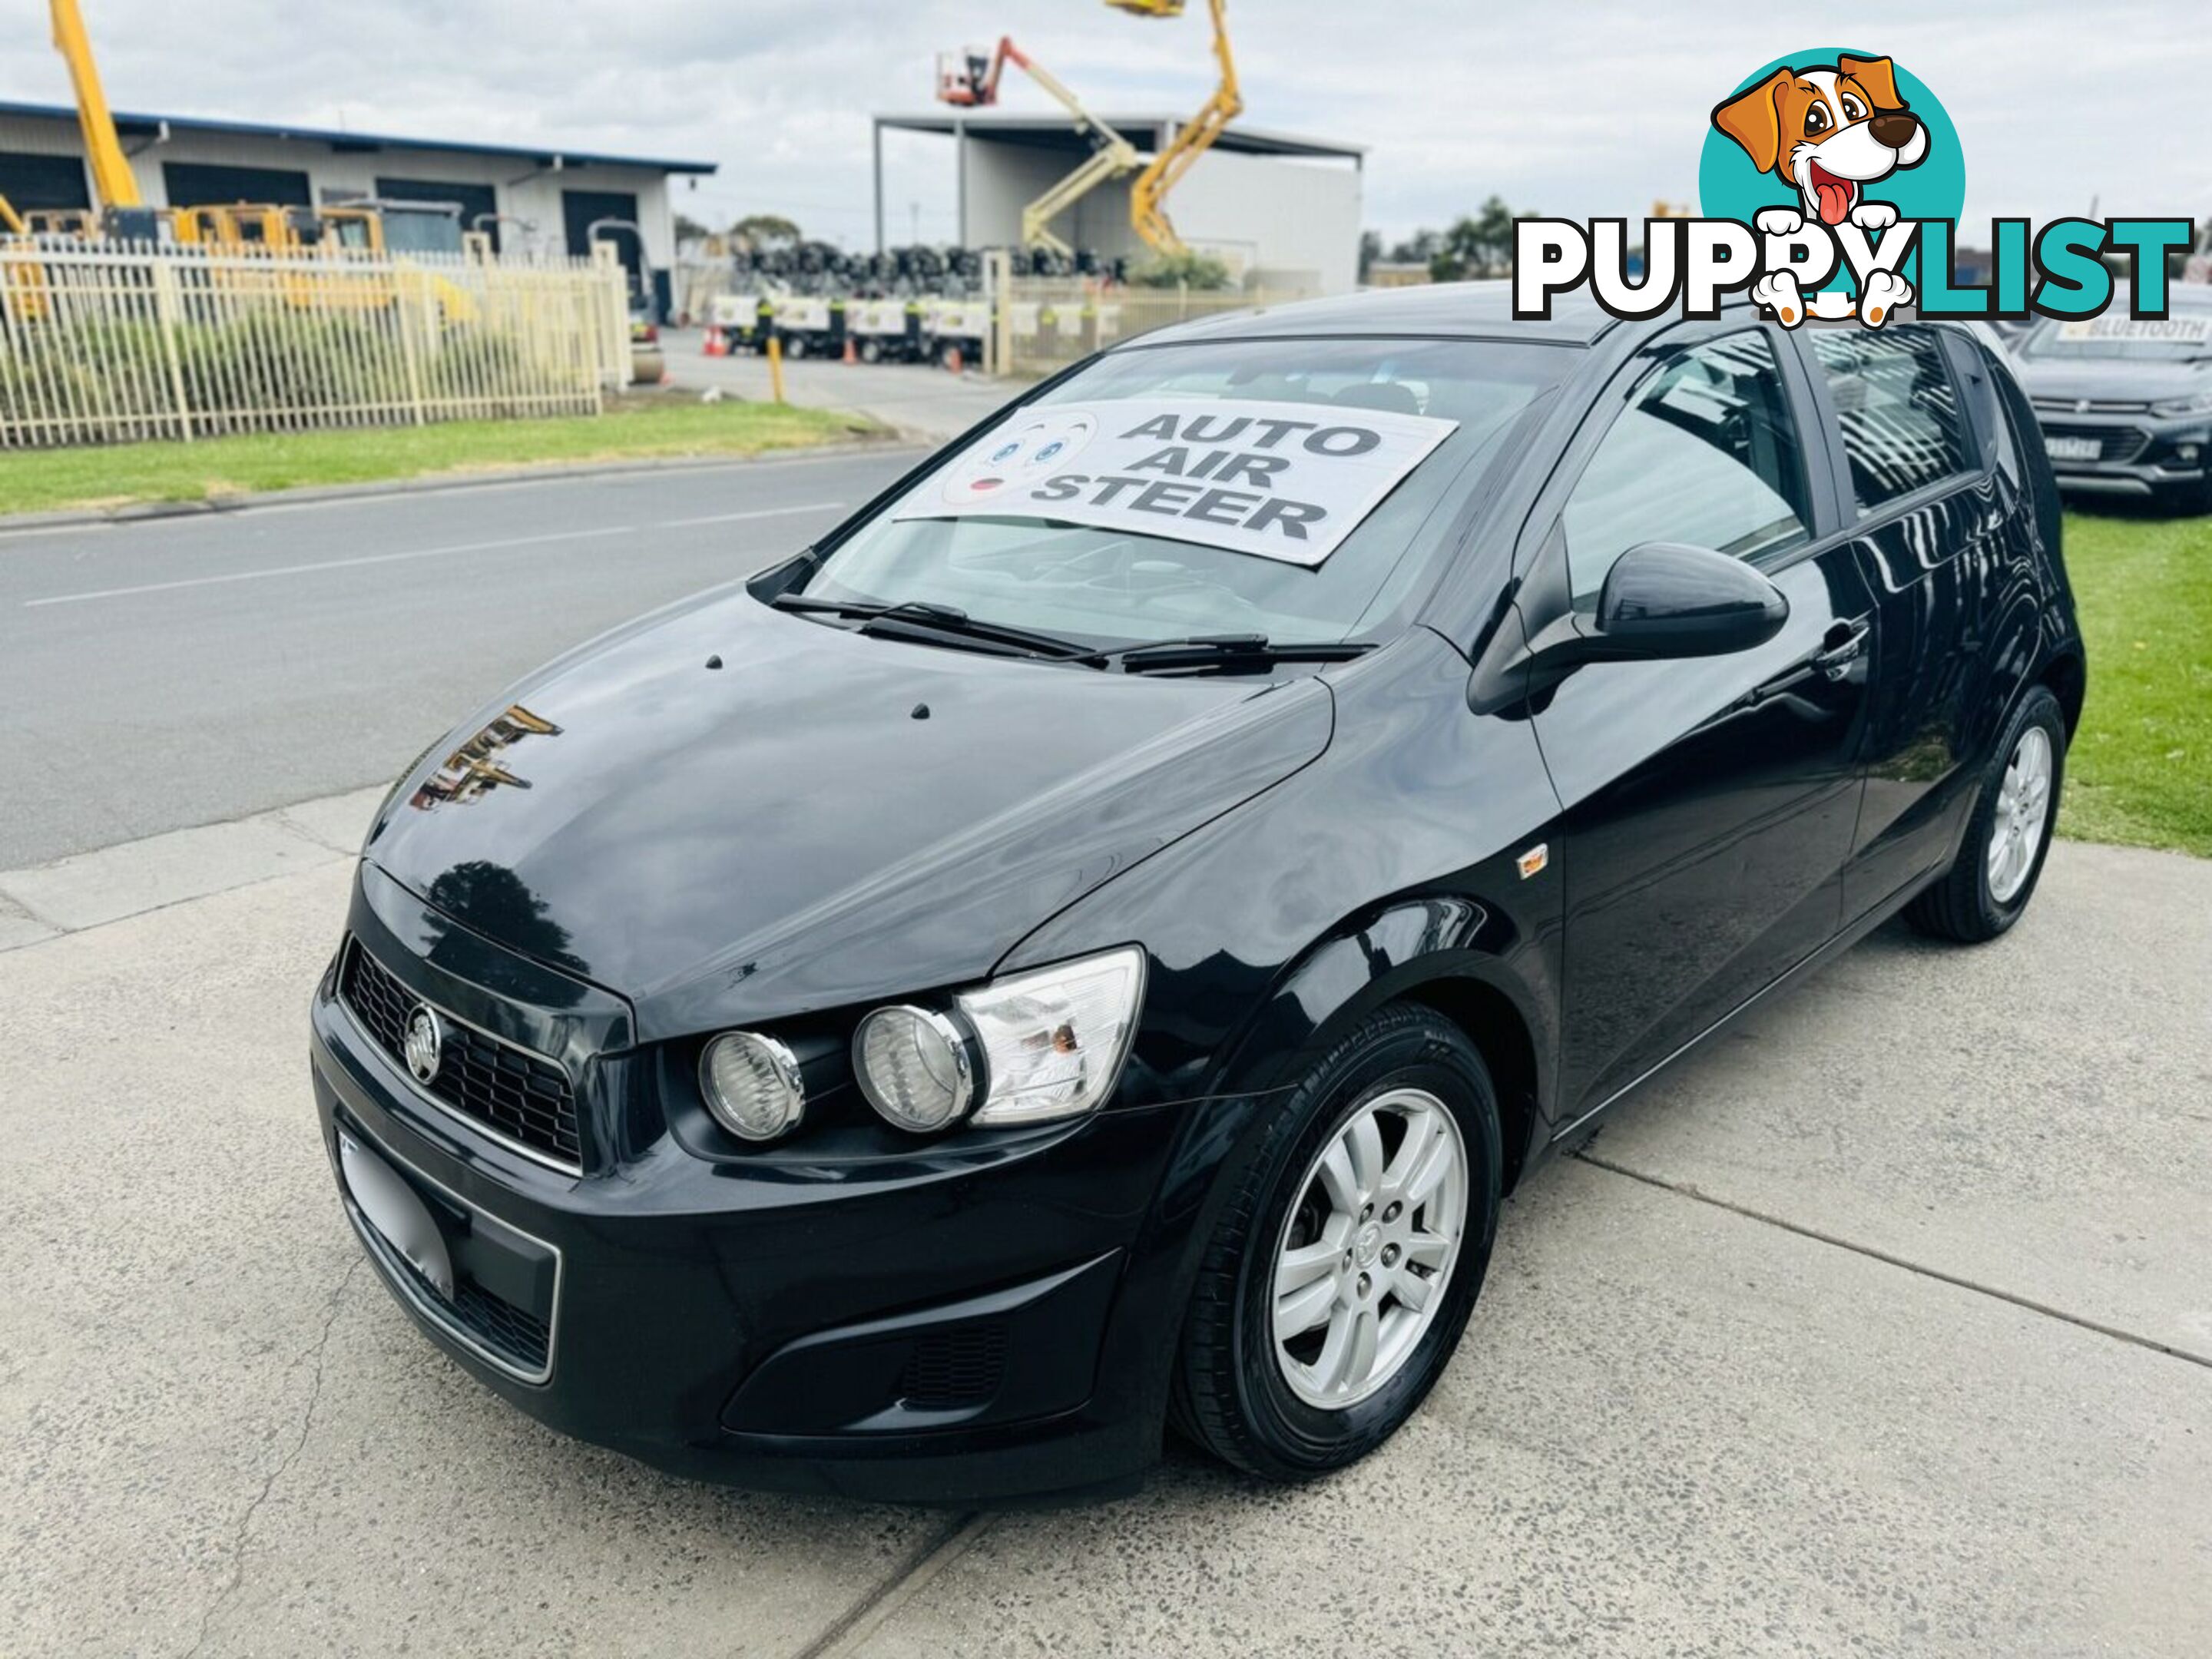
2059,509,2211,857
0,395,878,517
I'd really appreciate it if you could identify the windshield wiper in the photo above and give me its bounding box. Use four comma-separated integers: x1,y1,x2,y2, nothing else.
770,593,1096,661
1091,634,1379,674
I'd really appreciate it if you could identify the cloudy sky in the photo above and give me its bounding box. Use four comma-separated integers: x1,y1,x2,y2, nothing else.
5,0,2205,249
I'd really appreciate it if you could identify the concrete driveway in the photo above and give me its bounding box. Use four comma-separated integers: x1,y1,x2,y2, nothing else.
2,808,2206,1657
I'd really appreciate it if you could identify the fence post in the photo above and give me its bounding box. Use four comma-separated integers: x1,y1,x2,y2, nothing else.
591,243,627,389
150,251,193,442
396,269,429,425
985,247,1010,379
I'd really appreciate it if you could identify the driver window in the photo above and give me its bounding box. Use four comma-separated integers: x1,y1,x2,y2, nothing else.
1562,331,1810,606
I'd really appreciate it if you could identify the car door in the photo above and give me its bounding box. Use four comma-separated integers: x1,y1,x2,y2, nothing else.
1518,321,1876,1123
1796,325,2005,922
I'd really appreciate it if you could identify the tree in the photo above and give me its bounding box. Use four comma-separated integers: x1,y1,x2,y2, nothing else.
1388,228,1442,266
1358,229,1382,283
1128,250,1233,290
674,213,712,243
1429,196,1525,283
730,213,802,250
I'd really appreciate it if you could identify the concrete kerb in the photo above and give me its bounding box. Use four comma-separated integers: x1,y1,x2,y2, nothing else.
0,434,915,541
0,786,386,947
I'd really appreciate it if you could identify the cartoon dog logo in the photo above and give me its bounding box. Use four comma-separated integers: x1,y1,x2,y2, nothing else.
1712,54,1926,326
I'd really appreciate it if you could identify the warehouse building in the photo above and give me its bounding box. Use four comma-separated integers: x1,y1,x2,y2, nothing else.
0,99,714,316
873,111,1364,294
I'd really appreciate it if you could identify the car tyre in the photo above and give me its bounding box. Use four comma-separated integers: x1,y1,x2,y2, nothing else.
1171,1003,1502,1482
1905,684,2067,942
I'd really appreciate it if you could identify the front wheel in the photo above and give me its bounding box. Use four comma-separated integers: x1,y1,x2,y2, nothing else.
1905,684,2066,942
1172,1004,1502,1482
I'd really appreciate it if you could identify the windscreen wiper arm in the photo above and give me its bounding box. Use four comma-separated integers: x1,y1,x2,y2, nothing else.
770,593,1097,661
1091,634,1379,674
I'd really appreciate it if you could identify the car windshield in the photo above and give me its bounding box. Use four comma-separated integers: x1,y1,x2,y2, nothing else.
794,336,1575,647
2022,313,2212,363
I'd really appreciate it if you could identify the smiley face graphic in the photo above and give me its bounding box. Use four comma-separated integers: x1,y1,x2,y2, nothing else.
941,411,1098,507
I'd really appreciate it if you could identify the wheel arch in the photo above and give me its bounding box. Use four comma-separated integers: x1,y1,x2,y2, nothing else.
1205,895,1554,1195
2041,647,2087,740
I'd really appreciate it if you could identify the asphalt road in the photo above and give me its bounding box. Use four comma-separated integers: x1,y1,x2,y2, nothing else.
661,328,1014,442
0,448,920,869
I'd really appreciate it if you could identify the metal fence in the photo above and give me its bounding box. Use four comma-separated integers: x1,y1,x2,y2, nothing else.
0,240,631,449
997,276,1316,378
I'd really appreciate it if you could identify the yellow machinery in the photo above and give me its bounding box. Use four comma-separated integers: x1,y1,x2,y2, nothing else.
939,2,1238,260
1109,0,1239,256
48,0,159,239
937,37,1141,260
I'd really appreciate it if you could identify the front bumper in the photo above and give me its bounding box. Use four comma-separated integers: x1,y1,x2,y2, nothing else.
2035,409,2209,496
310,962,1192,1506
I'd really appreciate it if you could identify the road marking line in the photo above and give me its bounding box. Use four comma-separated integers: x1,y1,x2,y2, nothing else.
20,502,846,608
656,502,847,528
22,526,633,607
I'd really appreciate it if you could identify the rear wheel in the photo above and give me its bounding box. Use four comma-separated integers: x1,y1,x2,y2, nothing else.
1172,1004,1502,1482
1905,685,2065,942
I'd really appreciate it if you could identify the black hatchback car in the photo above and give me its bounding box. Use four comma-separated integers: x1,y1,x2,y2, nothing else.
310,286,2084,1505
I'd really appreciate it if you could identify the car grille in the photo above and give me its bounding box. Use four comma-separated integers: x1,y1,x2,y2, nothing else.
2040,423,2150,465
2032,396,2151,416
349,1199,553,1377
339,938,584,1171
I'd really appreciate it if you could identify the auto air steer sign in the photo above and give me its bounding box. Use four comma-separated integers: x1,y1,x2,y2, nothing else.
896,399,1458,567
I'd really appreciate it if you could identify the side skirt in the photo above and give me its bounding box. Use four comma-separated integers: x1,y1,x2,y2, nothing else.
1543,859,1948,1150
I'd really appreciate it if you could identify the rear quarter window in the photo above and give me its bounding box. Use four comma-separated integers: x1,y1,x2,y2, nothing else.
1807,326,1972,512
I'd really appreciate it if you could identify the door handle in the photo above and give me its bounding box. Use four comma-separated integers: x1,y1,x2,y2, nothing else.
1813,618,1870,680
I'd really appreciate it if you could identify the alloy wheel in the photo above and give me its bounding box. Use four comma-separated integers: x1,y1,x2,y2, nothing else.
1988,726,2053,904
1270,1087,1468,1409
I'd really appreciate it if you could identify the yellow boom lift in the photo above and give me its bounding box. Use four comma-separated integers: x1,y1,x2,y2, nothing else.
937,37,1141,260
47,0,159,240
1109,0,1240,255
41,0,462,257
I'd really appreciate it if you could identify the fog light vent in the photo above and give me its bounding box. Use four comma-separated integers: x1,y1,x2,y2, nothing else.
897,1323,1008,1409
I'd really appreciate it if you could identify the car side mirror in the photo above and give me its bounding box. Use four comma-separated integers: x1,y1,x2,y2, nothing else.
1465,540,1792,717
1591,541,1789,660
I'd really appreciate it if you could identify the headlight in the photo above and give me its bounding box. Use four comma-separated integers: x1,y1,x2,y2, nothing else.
2151,391,2212,417
853,1005,976,1132
956,946,1145,1128
699,1031,806,1142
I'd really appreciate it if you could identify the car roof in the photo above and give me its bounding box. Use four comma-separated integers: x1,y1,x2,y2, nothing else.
1126,280,1623,349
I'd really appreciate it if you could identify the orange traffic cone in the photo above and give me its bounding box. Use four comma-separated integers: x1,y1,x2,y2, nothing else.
945,346,963,376
702,328,727,358
842,337,856,365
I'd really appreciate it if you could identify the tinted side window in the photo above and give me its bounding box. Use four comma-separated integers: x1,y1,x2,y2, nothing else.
1563,331,1810,606
1808,326,1970,512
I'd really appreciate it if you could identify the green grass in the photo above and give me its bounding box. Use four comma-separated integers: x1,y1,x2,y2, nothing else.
0,396,877,516
2059,509,2212,856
